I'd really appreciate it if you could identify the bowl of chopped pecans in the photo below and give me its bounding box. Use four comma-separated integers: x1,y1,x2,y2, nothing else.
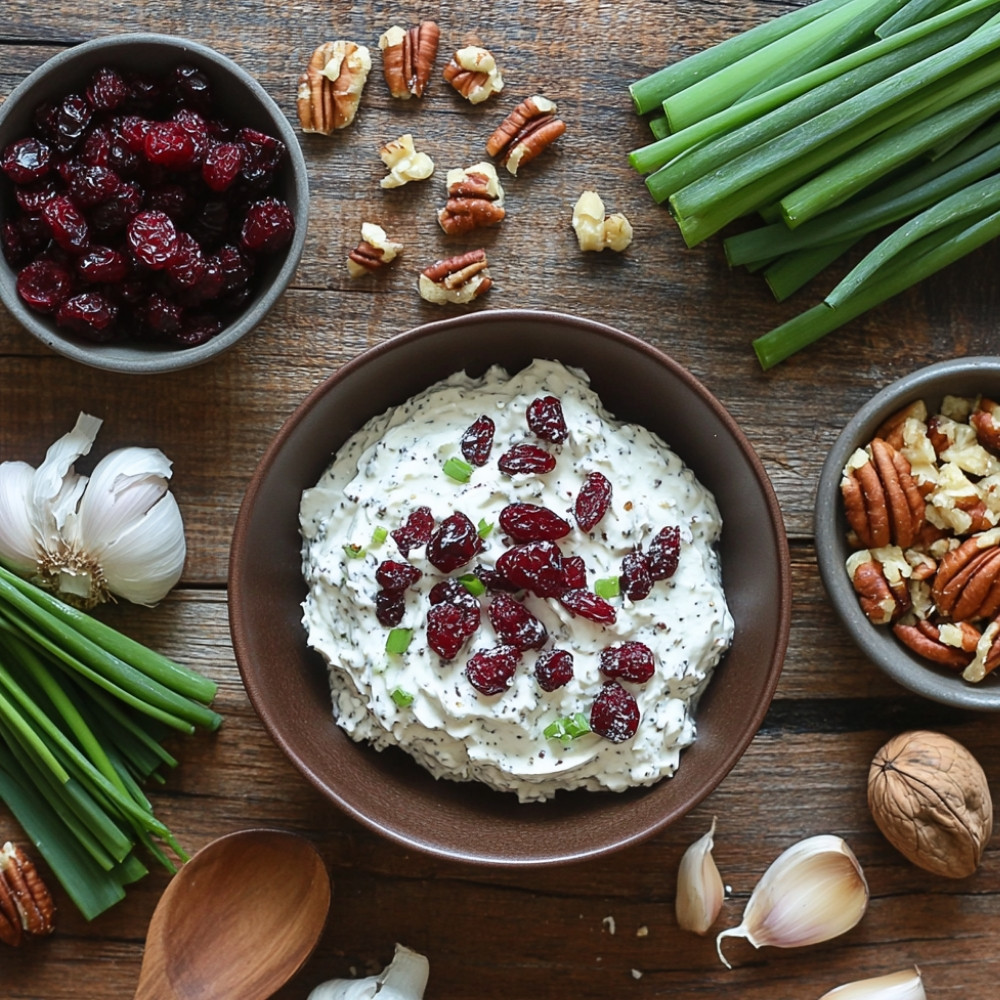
816,356,1000,710
0,33,307,373
229,309,791,865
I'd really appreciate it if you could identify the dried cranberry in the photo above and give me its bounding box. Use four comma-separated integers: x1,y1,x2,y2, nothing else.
240,197,295,253
16,258,73,313
460,415,495,467
375,560,423,591
214,243,253,293
85,67,130,111
43,195,90,253
496,541,565,598
90,180,144,232
472,564,521,594
426,512,484,573
620,551,653,602
143,122,198,170
123,73,163,112
56,292,118,342
80,127,111,167
574,471,612,532
466,645,520,695
429,578,478,608
558,588,616,625
47,94,92,152
535,649,574,692
66,164,120,207
1,220,30,268
1,138,52,184
648,525,681,580
590,682,640,743
166,232,207,289
427,598,481,660
15,178,59,213
527,395,568,443
498,503,571,543
169,64,213,112
599,641,655,684
562,555,587,590
173,314,223,348
498,444,556,476
488,593,547,651
116,115,152,154
171,109,211,162
127,210,179,270
201,141,244,192
148,182,194,222
238,126,286,187
77,245,130,283
141,293,183,337
375,589,406,627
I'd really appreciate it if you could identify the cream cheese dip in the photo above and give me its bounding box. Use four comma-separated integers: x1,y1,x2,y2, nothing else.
300,359,733,802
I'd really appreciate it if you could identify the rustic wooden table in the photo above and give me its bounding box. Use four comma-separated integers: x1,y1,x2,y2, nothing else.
2,1,999,997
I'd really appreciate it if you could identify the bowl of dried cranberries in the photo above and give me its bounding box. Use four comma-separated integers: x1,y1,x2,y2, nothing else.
228,310,792,866
0,33,307,373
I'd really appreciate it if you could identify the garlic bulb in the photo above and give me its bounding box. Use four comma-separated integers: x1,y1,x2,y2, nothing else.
675,817,724,934
716,834,869,968
0,413,186,607
818,966,925,1000
307,943,429,1000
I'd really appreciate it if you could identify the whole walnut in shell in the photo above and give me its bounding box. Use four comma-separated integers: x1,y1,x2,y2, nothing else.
868,730,993,878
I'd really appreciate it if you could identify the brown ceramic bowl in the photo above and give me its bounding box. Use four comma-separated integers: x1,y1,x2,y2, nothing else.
229,310,791,865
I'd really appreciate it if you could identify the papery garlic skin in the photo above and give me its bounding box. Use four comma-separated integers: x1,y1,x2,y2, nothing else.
0,414,186,608
716,834,869,969
818,966,925,1000
307,943,429,1000
676,817,724,935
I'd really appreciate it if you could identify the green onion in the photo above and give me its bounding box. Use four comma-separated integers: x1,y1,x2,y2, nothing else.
385,628,414,655
594,577,621,599
390,686,415,708
543,713,592,744
371,526,388,546
442,457,473,483
343,543,365,559
458,574,487,597
0,567,219,920
477,518,494,539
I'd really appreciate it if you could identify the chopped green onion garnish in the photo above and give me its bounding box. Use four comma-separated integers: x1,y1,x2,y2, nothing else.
390,686,414,708
371,526,388,546
594,577,620,599
385,628,413,655
543,713,592,744
343,543,365,559
477,518,494,539
442,457,473,483
458,574,487,597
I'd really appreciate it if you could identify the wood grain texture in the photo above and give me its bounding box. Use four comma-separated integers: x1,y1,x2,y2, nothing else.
3,1,1000,997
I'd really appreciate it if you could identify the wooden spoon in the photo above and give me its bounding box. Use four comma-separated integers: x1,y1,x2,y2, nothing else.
134,828,331,1000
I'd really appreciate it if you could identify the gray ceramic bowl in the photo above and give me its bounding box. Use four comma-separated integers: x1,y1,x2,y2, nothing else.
229,310,791,865
0,33,307,374
816,356,1000,711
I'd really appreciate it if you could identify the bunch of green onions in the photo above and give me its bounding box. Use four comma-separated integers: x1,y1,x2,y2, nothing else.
628,0,1000,368
0,564,220,920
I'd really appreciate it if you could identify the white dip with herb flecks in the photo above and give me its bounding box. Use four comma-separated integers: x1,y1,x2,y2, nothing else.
299,359,733,802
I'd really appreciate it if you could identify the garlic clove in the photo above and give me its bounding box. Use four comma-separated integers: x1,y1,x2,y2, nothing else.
716,834,869,969
307,943,429,1000
0,461,41,574
818,966,925,1000
675,817,724,935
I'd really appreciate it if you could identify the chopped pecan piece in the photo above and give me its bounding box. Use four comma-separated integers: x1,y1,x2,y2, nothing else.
438,162,505,235
296,40,372,135
875,400,928,451
379,134,435,189
418,249,492,305
347,223,403,278
486,95,566,175
846,549,911,625
931,529,1000,621
971,397,1000,455
841,437,925,549
0,843,55,947
443,45,505,103
572,190,633,252
379,21,440,99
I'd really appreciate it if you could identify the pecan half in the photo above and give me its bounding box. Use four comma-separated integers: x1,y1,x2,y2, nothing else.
297,41,372,135
932,530,1000,621
418,249,492,305
443,45,504,104
0,843,56,946
486,95,566,175
893,619,976,669
438,162,505,235
846,550,911,625
841,438,925,549
347,223,403,278
379,21,440,99
971,397,1000,455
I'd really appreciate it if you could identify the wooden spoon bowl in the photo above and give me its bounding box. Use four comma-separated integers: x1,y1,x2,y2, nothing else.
135,828,330,1000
